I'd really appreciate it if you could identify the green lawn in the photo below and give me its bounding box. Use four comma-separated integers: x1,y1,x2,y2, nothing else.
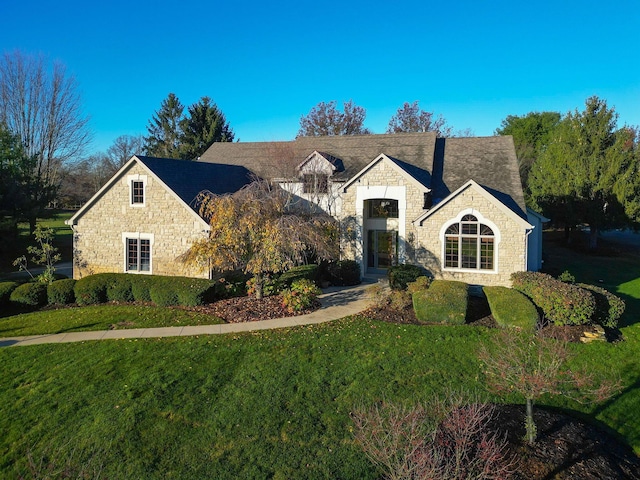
0,305,223,337
0,211,74,274
0,230,639,478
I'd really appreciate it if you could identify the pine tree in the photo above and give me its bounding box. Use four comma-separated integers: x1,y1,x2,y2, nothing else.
180,97,234,160
144,93,184,158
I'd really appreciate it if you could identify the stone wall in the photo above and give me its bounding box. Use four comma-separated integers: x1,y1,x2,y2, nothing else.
72,162,209,279
415,185,529,286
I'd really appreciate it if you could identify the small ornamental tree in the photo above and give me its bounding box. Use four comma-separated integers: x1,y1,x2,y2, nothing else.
13,225,61,284
182,180,338,299
478,329,619,444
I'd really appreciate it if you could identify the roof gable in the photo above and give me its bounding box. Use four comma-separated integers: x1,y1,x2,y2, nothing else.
342,154,431,192
66,156,255,226
415,179,532,228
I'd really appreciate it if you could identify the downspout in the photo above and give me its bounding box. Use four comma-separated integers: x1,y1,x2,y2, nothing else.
524,226,534,272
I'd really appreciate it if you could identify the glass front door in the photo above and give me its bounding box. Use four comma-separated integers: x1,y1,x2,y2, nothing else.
367,230,398,271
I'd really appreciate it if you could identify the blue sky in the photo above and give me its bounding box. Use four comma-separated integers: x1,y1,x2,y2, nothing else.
2,0,639,155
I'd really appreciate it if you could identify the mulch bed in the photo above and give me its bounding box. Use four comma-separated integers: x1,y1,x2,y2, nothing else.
187,294,320,323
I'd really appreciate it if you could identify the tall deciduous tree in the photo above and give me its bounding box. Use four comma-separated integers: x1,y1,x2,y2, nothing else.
180,97,234,159
0,51,91,229
144,93,185,158
386,101,453,137
529,96,640,249
181,180,338,298
495,111,562,200
106,134,144,171
298,100,371,137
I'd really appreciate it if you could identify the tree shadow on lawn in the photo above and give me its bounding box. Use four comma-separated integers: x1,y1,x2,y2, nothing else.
542,230,640,328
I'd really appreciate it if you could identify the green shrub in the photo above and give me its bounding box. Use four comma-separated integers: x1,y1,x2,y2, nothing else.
557,270,576,283
174,278,217,307
483,286,538,331
131,275,153,302
0,281,18,305
106,276,134,303
281,279,321,313
412,280,468,325
47,279,76,305
277,264,319,290
388,264,427,290
327,260,361,286
74,274,113,305
578,283,625,328
10,282,48,307
406,276,431,295
150,283,179,307
511,272,595,326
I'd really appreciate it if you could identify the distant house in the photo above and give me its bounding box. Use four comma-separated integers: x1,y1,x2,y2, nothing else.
68,132,545,286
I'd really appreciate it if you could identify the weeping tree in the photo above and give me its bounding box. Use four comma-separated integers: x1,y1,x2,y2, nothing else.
182,180,338,298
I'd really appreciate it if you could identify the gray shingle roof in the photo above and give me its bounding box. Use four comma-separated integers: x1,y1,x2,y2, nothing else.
136,156,255,209
198,132,525,217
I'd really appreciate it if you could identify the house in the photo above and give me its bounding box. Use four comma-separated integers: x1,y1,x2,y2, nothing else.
68,132,544,287
65,156,254,279
200,132,544,286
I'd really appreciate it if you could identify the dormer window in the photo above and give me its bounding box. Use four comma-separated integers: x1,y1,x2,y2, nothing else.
303,174,329,194
128,174,147,207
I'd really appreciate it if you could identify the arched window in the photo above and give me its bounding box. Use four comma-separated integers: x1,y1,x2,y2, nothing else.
444,215,495,270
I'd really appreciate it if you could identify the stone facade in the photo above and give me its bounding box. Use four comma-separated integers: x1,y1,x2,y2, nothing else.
71,162,209,279
415,184,529,286
340,159,529,286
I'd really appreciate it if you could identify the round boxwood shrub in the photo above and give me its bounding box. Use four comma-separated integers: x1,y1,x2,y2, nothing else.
277,264,319,290
47,279,76,305
388,264,427,290
0,281,19,305
413,280,468,325
10,282,48,307
74,274,113,305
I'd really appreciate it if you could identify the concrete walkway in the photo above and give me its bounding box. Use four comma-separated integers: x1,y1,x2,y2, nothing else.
0,280,377,348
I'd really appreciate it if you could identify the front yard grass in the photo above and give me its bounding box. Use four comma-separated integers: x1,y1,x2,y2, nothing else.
0,318,638,478
0,305,223,337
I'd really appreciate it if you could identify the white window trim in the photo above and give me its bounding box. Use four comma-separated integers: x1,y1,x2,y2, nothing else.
439,209,501,274
122,232,154,274
128,174,147,207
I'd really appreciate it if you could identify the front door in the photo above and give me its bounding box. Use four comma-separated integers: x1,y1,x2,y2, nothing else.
367,230,398,271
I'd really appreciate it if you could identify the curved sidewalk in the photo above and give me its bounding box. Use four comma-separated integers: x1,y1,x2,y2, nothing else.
0,281,376,348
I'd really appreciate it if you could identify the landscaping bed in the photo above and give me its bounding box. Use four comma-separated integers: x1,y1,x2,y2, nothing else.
186,294,321,323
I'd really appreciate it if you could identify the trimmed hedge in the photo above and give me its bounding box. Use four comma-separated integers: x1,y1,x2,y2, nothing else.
0,282,18,305
327,260,361,286
9,282,48,307
483,286,538,331
578,283,625,328
412,280,468,325
406,276,431,294
277,264,319,290
47,279,76,305
388,264,427,290
511,271,595,326
74,273,217,307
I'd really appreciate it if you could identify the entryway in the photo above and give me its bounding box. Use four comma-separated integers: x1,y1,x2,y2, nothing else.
367,230,398,272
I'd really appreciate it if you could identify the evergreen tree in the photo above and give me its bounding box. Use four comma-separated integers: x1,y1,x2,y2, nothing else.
180,97,234,160
144,93,184,158
495,111,562,200
529,96,640,249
